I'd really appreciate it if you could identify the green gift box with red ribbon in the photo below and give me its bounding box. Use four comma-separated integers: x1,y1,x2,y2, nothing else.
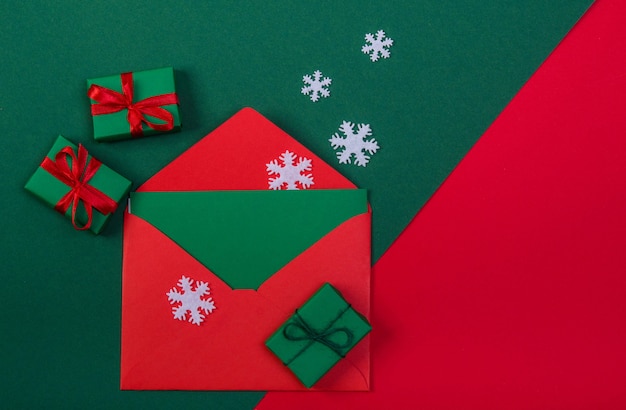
265,283,372,388
87,67,181,142
24,135,132,234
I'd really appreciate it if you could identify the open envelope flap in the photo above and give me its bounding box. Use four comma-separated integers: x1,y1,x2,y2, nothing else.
138,107,357,192
130,189,368,290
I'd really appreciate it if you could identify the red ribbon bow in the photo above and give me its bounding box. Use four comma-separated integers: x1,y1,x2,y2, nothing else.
40,144,118,231
87,72,179,137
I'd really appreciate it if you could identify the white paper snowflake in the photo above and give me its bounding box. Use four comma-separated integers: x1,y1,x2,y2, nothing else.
166,275,216,325
329,121,380,167
301,70,332,102
266,150,314,190
361,30,394,62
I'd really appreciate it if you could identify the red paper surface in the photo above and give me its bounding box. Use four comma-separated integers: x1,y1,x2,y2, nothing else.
121,108,372,390
139,108,355,192
258,0,626,408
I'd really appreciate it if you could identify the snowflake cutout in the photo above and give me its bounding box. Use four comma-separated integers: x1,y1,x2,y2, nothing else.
329,121,380,167
266,150,314,190
361,30,394,62
166,275,216,326
301,70,332,102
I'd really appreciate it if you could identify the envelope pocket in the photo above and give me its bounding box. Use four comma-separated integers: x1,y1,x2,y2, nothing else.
130,189,368,290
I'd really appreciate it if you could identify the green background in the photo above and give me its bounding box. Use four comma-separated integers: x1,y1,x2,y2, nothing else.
0,1,591,409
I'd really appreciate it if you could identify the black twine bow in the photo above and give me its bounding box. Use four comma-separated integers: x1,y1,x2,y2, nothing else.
282,305,354,366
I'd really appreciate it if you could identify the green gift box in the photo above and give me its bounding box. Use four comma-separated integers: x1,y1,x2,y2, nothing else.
87,67,181,142
24,135,132,234
266,283,372,388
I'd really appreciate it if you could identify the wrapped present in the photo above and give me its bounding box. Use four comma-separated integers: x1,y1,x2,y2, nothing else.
24,135,132,234
87,67,181,142
266,283,372,388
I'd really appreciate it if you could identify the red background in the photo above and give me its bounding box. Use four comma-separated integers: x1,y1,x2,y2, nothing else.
258,0,626,408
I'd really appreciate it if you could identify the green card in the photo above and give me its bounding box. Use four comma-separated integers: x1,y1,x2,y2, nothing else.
130,189,368,289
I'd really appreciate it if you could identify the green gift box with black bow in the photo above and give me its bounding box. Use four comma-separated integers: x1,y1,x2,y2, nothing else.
265,283,372,388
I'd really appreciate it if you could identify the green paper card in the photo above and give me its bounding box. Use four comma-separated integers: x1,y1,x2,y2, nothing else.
24,135,132,234
129,189,368,290
266,283,372,388
87,67,181,142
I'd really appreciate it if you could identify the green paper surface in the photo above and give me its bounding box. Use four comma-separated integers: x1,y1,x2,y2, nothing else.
24,135,132,234
130,190,368,290
87,67,181,142
266,283,372,388
1,1,592,408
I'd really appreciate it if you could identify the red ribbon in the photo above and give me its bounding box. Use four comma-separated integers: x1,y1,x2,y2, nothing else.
40,144,118,231
87,72,179,137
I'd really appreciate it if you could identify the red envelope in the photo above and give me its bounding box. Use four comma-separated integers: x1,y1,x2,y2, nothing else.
120,108,371,390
